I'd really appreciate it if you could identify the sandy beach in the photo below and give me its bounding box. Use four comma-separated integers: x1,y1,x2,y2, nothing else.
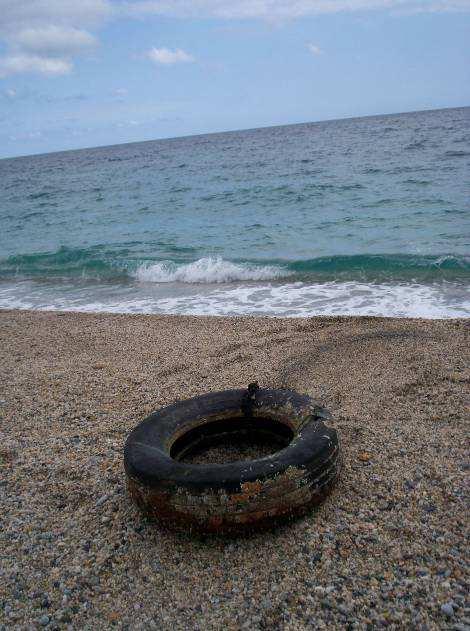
0,309,468,630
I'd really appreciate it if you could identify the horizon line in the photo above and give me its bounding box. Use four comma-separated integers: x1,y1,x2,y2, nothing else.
1,103,469,161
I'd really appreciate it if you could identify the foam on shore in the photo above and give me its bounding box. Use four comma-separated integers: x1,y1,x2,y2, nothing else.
0,279,468,318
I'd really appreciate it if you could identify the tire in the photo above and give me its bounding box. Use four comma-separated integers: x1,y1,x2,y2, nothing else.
124,386,341,534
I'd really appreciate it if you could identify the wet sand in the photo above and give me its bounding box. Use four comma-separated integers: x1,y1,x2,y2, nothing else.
0,310,468,630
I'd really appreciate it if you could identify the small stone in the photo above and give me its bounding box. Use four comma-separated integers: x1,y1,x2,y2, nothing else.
96,495,109,507
441,603,454,617
39,615,50,626
260,598,272,610
60,611,73,623
358,452,372,462
337,605,351,616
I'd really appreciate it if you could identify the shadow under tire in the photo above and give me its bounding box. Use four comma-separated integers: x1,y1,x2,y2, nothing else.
124,387,341,534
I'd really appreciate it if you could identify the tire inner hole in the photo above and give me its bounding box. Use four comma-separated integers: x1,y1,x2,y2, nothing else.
170,416,294,465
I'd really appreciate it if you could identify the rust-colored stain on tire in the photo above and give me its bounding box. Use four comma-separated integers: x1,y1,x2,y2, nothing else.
124,386,341,534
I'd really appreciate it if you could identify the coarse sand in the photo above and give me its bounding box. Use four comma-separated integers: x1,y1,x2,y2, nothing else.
0,310,468,630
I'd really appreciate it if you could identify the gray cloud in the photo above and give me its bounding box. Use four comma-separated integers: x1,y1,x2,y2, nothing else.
120,0,470,19
0,0,111,32
0,55,72,77
0,0,109,77
11,26,97,56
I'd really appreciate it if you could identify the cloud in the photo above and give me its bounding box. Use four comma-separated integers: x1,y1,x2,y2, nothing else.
0,87,91,104
11,26,97,56
0,0,111,32
121,0,470,19
307,43,323,55
0,0,110,77
9,130,43,142
1,0,468,79
0,55,72,77
112,88,129,103
147,47,195,65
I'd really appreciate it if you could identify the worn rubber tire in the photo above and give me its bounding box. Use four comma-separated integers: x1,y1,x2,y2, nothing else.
124,387,341,534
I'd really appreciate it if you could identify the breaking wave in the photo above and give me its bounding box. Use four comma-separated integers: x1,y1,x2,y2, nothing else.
0,247,469,284
134,257,287,283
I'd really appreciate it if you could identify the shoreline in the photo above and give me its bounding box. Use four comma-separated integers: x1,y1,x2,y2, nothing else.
1,309,468,629
0,303,469,321
0,273,468,319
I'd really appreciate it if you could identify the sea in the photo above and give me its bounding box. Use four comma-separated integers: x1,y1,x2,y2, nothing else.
0,106,469,318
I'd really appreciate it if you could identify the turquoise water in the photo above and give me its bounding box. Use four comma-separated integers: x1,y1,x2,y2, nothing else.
0,106,469,317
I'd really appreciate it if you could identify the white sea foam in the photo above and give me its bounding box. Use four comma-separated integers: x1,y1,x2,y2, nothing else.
133,257,288,284
0,280,468,318
146,282,469,318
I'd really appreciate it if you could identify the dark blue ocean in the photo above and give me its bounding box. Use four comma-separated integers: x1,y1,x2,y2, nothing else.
0,107,469,317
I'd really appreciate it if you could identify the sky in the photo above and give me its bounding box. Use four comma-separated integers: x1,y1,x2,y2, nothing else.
0,0,469,158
